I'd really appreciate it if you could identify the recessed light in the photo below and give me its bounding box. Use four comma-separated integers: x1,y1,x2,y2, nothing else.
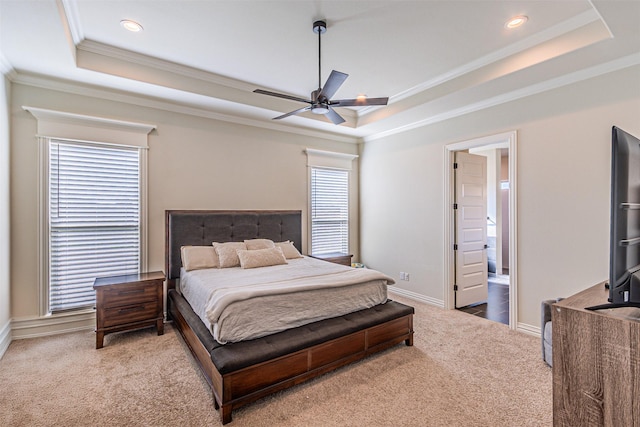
120,19,143,32
505,15,528,29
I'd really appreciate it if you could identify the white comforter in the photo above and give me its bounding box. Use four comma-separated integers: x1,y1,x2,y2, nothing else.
180,256,394,343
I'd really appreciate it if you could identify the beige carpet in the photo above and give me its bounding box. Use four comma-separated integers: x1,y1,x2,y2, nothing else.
0,296,552,426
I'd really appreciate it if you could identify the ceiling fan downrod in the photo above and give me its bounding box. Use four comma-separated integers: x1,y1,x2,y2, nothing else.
313,20,327,93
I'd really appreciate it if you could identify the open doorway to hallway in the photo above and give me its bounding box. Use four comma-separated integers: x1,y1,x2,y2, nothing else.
443,131,518,329
457,147,510,325
457,275,509,324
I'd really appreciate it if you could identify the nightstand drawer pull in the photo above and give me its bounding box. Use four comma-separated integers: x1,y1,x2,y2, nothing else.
117,289,145,296
118,306,146,314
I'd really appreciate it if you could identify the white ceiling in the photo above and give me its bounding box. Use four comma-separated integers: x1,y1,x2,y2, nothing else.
1,0,639,142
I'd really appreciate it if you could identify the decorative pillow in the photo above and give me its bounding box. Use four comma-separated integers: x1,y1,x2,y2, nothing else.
275,241,303,259
244,238,275,250
237,247,287,269
180,246,219,271
213,242,247,268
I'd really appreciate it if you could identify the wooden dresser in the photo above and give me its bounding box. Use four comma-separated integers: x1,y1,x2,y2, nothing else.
309,252,353,266
552,282,640,426
93,271,165,349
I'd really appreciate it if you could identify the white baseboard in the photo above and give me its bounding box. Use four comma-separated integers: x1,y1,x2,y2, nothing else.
516,322,541,337
11,310,95,340
389,288,541,338
0,320,10,359
388,287,445,308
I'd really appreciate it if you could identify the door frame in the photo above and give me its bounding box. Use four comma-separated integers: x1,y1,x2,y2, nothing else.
443,130,518,329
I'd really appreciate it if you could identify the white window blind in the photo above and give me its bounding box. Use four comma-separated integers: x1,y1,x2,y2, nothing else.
48,140,141,312
310,167,349,255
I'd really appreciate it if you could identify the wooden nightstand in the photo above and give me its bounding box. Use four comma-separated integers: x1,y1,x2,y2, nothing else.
93,271,165,349
310,252,353,266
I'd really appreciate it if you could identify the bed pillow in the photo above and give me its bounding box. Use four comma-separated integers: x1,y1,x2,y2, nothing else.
180,246,219,271
237,247,287,269
213,242,247,268
244,238,275,250
275,241,303,259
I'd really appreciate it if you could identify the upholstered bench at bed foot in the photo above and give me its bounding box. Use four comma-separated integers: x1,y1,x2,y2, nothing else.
212,301,414,424
210,300,414,374
169,291,414,373
168,289,414,424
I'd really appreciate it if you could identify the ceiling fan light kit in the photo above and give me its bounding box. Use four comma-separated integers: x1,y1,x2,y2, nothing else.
311,105,329,115
254,19,388,125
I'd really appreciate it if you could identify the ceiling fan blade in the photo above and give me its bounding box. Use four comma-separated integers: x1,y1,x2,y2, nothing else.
273,106,312,120
331,97,389,107
318,70,348,100
254,89,312,104
325,108,346,125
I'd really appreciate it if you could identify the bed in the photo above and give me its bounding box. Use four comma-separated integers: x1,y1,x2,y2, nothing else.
165,210,414,424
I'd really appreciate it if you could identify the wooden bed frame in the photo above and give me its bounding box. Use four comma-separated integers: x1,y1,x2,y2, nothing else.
165,210,414,424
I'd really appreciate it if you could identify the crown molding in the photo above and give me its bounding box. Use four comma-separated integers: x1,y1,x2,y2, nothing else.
0,51,15,78
13,48,637,147
13,50,638,147
58,0,357,127
358,7,605,118
364,53,640,142
12,72,361,144
58,0,84,45
53,0,611,141
357,15,611,130
78,40,260,93
75,40,358,126
400,9,603,102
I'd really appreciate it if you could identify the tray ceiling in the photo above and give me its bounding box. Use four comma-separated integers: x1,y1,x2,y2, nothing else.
1,0,639,142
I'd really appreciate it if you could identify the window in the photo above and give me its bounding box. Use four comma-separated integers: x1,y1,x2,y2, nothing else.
305,148,357,256
310,167,349,255
47,139,142,312
24,106,154,317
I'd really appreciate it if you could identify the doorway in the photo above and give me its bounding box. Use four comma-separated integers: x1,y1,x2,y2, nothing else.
443,131,518,329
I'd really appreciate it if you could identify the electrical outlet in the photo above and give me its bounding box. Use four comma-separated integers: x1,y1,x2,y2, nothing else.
399,272,406,281
405,273,410,281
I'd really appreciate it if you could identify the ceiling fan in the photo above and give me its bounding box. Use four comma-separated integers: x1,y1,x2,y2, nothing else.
254,20,389,125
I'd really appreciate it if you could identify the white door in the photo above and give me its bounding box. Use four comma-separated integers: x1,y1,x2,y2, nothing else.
455,152,488,308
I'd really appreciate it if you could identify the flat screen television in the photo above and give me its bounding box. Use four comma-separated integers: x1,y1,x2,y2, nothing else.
588,126,640,310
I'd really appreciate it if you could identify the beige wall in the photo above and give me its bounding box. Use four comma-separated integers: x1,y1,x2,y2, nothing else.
360,65,640,329
10,83,359,323
8,65,640,335
0,74,10,344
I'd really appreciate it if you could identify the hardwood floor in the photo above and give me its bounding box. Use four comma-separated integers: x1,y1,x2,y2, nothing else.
457,275,509,325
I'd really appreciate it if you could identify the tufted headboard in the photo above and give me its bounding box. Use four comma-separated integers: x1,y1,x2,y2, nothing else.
165,210,302,288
